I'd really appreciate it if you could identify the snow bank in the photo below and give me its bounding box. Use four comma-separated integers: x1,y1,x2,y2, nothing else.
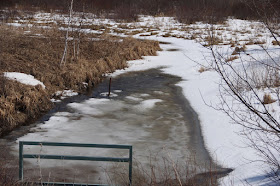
4,72,45,89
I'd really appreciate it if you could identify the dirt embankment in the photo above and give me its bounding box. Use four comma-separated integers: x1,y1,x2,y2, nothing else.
0,25,161,137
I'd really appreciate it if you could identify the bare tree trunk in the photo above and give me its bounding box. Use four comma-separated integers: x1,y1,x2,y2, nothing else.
60,0,74,66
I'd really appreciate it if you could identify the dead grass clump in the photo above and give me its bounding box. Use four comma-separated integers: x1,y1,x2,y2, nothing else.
263,93,276,104
121,38,161,60
162,32,172,37
272,40,279,46
198,67,207,73
203,36,223,46
245,40,254,45
128,30,143,36
198,66,212,73
226,56,239,62
254,39,266,45
232,46,246,55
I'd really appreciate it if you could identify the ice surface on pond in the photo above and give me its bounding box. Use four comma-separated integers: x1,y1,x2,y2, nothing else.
133,99,163,112
125,96,143,102
15,87,189,178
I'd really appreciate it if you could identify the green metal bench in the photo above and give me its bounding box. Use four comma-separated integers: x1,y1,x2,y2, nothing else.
19,141,133,186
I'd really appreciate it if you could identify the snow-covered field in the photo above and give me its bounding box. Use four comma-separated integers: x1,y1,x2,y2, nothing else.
6,12,280,185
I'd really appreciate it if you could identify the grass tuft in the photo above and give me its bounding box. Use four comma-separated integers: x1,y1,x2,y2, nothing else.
263,93,276,104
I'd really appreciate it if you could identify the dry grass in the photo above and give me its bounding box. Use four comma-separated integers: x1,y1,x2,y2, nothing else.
253,39,266,45
198,67,209,73
0,76,52,136
232,46,246,55
105,154,230,186
203,36,223,46
226,56,239,62
0,25,161,137
272,40,279,46
162,32,172,38
263,93,276,104
245,40,254,45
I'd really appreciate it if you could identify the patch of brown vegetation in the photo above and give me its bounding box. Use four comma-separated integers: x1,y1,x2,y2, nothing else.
231,45,246,55
0,75,52,136
253,39,266,45
263,93,276,104
272,40,279,46
203,36,223,46
226,56,239,62
0,25,161,136
198,67,206,73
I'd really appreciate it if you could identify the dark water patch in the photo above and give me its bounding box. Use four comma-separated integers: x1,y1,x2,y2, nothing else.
166,48,180,51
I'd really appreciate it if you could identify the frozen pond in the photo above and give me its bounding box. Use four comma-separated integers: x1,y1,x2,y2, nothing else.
4,68,219,184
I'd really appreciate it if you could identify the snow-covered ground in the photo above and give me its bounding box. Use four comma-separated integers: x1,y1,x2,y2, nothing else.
6,12,280,185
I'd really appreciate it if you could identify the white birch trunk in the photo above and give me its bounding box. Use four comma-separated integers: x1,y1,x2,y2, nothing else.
60,0,74,66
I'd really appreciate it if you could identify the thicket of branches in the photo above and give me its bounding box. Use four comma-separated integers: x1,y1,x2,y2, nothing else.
1,0,280,22
205,1,280,183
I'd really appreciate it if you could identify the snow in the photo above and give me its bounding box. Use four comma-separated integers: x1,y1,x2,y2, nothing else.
4,72,45,89
54,90,79,100
56,90,78,96
125,96,143,102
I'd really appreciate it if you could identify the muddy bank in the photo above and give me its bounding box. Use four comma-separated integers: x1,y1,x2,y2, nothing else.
0,25,161,137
